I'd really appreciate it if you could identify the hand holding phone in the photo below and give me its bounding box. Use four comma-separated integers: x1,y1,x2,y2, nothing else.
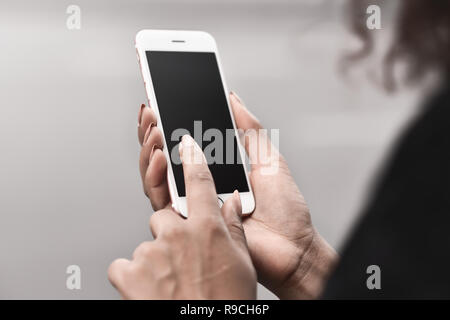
138,89,338,300
109,134,257,299
136,30,255,217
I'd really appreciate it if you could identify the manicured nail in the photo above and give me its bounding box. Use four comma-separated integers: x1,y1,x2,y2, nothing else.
179,135,203,164
233,190,242,217
179,135,194,153
144,123,155,145
149,144,163,162
138,104,145,127
230,91,242,104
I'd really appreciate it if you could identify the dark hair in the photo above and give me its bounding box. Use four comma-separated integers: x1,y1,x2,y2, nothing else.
346,0,449,90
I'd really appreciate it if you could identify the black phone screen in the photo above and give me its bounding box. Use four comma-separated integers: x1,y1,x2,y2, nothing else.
146,51,249,197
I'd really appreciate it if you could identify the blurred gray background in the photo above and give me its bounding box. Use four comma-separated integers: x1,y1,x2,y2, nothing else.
0,0,422,299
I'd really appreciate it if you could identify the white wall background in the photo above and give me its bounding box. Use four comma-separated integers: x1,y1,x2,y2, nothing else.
0,0,421,299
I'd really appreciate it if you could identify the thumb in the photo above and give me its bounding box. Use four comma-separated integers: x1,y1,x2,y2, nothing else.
230,91,262,132
221,190,248,251
230,92,280,173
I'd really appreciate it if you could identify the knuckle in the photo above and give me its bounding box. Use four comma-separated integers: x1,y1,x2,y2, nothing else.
124,262,140,279
148,211,159,228
141,244,154,257
108,259,127,284
152,243,168,258
196,215,225,234
163,224,186,240
135,241,154,258
149,209,173,229
187,170,213,184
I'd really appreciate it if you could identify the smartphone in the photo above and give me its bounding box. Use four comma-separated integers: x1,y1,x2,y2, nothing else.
135,30,255,217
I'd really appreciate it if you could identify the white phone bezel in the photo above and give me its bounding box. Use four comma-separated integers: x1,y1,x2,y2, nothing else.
135,29,255,217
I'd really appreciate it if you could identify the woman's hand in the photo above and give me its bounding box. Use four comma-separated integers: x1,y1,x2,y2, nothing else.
229,93,338,299
108,135,256,299
136,94,338,299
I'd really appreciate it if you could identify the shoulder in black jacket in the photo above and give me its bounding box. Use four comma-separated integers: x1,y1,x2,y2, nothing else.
322,79,450,299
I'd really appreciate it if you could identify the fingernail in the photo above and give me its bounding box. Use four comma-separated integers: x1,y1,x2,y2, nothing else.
149,144,163,162
138,104,145,127
233,190,242,217
179,135,194,153
144,123,155,145
230,91,242,104
179,135,202,163
233,190,240,201
182,135,195,146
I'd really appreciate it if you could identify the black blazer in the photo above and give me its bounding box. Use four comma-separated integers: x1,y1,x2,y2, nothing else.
322,79,450,299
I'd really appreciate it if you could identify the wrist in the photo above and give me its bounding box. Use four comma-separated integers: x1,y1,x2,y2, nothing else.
273,230,338,300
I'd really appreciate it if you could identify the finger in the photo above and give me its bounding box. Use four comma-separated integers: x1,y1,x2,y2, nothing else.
139,124,164,184
108,258,131,291
179,135,220,219
230,92,280,171
138,104,158,146
132,241,155,260
144,149,171,210
149,208,183,239
132,242,171,276
230,92,262,132
221,190,248,251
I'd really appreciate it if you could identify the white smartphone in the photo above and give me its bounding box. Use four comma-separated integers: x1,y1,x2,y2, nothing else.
135,30,255,217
